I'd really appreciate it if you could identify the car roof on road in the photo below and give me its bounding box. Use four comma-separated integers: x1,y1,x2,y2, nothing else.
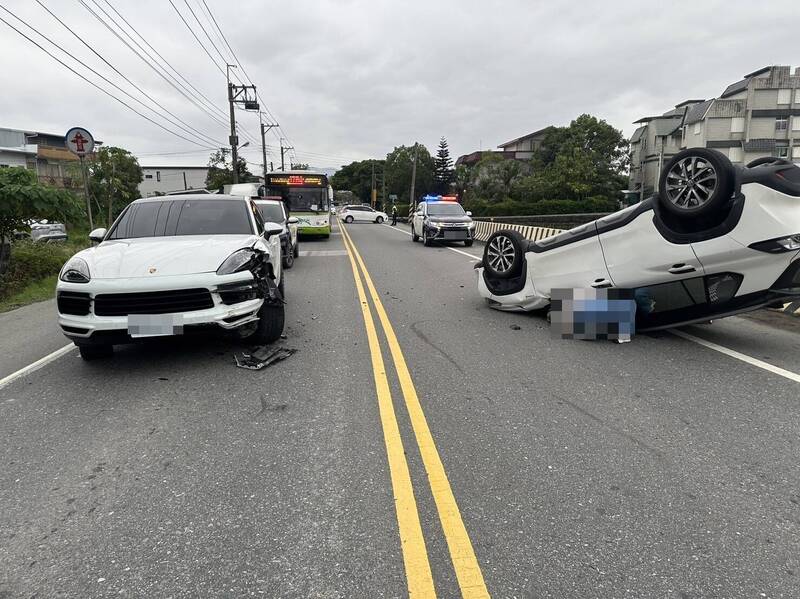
133,194,246,203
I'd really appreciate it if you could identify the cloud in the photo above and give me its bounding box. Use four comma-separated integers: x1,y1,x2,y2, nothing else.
1,0,797,169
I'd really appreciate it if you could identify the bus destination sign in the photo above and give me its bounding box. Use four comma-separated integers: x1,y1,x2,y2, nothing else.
268,175,325,187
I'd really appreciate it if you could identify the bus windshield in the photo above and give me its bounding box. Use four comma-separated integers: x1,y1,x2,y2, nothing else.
268,188,329,213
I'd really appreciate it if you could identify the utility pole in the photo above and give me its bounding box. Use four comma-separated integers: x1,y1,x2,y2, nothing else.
260,114,277,181
371,162,376,207
280,139,293,171
409,142,418,212
226,63,259,184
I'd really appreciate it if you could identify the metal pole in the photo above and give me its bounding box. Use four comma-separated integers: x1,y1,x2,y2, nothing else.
371,163,376,207
261,122,268,181
79,155,94,230
280,141,285,171
228,82,239,184
409,142,418,212
183,171,187,190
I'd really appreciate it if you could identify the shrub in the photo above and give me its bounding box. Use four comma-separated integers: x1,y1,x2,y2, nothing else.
0,241,73,300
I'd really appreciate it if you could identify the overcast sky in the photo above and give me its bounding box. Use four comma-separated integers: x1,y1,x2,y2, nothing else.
1,0,797,171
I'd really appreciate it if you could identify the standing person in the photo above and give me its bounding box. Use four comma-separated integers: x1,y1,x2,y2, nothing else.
391,203,398,226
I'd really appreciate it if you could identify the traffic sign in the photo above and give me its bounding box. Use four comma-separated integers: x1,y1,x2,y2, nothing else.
65,127,95,157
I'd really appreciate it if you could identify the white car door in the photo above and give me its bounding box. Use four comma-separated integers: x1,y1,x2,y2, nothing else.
360,207,375,222
596,206,703,288
528,223,614,296
413,204,425,233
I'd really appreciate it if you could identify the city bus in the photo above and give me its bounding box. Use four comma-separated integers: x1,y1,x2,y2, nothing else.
264,171,331,237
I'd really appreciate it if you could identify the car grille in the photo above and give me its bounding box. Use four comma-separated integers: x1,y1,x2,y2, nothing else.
57,291,91,315
94,288,214,316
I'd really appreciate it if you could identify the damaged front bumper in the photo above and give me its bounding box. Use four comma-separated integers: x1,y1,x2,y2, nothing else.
57,271,266,344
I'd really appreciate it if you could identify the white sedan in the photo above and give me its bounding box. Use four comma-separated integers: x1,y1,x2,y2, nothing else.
57,194,286,360
477,149,800,331
339,205,388,224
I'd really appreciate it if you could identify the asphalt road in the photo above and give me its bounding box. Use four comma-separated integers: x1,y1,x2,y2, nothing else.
1,219,799,598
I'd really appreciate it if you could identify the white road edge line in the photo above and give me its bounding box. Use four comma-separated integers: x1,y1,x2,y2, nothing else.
0,343,75,391
671,329,800,384
377,221,799,384
379,223,482,261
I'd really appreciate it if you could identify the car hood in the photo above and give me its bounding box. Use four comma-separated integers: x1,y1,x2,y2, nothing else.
78,235,262,279
428,215,472,223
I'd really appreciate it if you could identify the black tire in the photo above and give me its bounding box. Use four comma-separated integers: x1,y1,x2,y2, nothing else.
282,241,294,269
483,230,526,279
412,225,419,242
423,227,433,246
344,215,354,223
658,148,735,218
243,300,285,345
78,344,114,361
464,240,473,247
293,240,299,257
376,216,384,224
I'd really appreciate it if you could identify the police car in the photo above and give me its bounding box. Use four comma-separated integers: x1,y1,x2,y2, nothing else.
411,196,475,247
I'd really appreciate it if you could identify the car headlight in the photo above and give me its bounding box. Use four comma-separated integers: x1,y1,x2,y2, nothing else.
467,221,476,229
749,234,800,253
217,249,258,275
60,257,90,283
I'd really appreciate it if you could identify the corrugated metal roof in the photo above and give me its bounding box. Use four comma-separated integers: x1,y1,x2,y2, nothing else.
721,78,749,98
651,117,683,136
630,126,646,143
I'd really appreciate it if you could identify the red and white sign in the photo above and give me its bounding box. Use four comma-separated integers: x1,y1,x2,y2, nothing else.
64,127,95,157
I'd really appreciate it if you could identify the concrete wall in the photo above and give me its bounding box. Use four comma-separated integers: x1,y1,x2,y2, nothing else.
0,151,31,168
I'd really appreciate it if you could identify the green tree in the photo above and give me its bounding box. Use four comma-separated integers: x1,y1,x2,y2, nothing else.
205,149,252,191
433,137,453,194
87,146,143,227
0,167,83,272
384,144,434,204
330,159,385,204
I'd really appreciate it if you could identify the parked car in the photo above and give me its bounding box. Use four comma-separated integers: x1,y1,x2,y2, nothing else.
476,149,800,331
410,199,475,247
56,194,285,360
340,205,388,224
254,199,299,269
14,220,68,243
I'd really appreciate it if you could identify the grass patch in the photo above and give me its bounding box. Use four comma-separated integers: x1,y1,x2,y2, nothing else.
0,274,58,312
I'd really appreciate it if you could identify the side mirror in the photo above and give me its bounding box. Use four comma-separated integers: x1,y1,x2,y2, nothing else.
466,211,473,217
89,228,107,243
287,216,299,225
263,222,283,238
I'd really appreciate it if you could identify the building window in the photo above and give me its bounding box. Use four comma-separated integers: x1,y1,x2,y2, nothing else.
730,117,745,133
793,116,800,132
776,117,789,132
728,147,743,163
794,146,800,160
795,89,800,105
693,122,701,135
777,89,792,105
776,146,789,159
145,174,153,179
156,171,161,182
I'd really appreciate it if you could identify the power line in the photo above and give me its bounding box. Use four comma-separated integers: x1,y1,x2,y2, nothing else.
0,8,217,149
33,0,224,148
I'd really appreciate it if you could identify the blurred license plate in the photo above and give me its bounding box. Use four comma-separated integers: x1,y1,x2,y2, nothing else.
128,314,184,338
443,230,467,240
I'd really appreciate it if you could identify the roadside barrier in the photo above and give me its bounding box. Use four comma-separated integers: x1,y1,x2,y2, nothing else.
472,220,564,243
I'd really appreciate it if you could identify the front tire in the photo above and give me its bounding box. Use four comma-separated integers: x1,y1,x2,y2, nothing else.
242,300,285,345
376,216,384,224
483,230,526,279
282,242,294,269
344,216,354,223
412,225,419,242
423,227,433,246
658,148,735,218
78,344,114,361
464,239,473,247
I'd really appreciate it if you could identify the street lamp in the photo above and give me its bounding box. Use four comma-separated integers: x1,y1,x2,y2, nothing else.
238,141,250,150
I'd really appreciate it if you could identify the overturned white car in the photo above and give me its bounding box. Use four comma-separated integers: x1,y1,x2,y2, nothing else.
57,195,286,360
476,149,800,331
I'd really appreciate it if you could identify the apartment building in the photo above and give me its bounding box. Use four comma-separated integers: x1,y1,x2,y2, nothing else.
138,165,209,197
630,65,800,197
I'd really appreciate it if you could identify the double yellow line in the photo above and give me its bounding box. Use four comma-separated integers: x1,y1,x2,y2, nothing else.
339,222,489,599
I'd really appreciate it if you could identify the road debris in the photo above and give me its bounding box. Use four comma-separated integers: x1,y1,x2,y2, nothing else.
234,347,297,370
510,324,521,330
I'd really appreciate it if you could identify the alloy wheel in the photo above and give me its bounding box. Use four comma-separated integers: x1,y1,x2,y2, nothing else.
487,235,516,273
664,156,718,210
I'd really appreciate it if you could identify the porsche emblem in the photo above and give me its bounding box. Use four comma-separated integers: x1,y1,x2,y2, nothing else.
148,267,157,274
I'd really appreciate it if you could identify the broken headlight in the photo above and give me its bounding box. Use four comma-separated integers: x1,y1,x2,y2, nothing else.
217,249,258,275
60,257,90,283
749,234,800,253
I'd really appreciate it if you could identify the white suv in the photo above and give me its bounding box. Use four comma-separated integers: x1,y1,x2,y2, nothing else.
340,205,388,224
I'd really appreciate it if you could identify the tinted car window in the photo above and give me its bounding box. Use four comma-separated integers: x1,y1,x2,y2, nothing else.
107,202,162,239
427,203,466,216
256,202,286,223
174,200,253,236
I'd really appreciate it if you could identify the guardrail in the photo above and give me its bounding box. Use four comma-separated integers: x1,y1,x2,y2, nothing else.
472,220,564,243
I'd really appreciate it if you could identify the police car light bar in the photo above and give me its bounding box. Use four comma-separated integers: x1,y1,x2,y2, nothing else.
440,195,458,202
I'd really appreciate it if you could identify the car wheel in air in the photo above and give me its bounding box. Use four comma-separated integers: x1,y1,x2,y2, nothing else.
658,148,734,218
412,225,419,242
376,216,384,224
282,242,294,269
464,239,473,247
78,344,114,361
483,230,526,279
423,227,433,246
345,215,354,223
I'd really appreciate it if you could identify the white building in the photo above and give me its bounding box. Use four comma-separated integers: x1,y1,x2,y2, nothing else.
0,128,37,170
138,165,209,197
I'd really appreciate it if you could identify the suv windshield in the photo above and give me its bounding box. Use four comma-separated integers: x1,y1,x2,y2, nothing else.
108,200,253,239
428,203,466,216
255,202,286,224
